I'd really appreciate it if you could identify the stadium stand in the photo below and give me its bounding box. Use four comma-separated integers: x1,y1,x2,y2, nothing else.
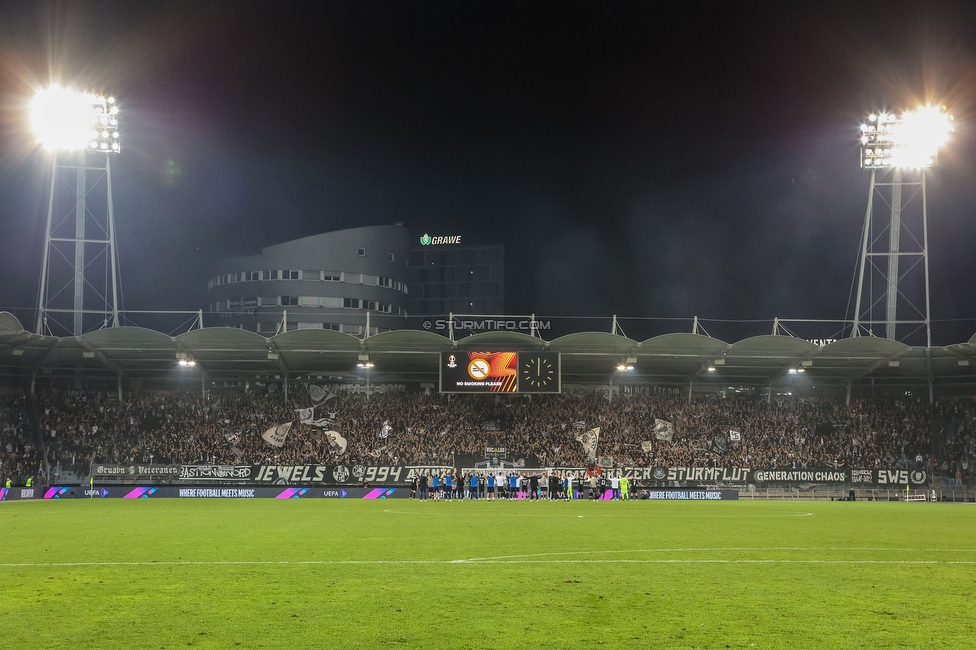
24,390,974,487
1,394,43,485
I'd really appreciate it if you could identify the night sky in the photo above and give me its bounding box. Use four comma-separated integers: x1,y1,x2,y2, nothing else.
1,1,975,343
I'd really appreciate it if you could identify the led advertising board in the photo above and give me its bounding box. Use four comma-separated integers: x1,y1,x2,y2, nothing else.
439,351,560,394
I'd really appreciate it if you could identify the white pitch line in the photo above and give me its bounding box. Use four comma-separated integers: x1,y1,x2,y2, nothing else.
4,547,976,568
1,558,975,568
459,547,976,562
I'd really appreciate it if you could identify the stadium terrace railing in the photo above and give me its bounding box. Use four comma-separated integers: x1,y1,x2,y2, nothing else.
737,487,975,502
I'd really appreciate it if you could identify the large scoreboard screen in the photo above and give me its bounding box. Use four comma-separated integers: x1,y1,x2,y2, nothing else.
439,351,561,394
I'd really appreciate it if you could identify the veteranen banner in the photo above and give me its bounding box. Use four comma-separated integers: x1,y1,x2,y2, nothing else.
92,464,180,479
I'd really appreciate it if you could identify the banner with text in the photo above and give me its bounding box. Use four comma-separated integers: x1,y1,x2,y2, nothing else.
92,464,181,479
251,464,406,485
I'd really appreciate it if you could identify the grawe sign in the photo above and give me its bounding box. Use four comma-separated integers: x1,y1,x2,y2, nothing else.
420,234,462,245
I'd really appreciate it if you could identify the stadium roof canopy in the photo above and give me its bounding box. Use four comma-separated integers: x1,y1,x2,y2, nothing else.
1,312,975,395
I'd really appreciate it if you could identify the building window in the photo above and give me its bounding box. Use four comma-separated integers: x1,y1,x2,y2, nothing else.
323,273,340,282
358,247,366,257
389,252,395,262
264,270,278,280
249,271,260,281
281,296,299,306
284,270,300,280
343,298,361,309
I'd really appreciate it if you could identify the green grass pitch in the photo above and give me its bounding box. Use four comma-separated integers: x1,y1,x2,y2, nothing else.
1,498,974,649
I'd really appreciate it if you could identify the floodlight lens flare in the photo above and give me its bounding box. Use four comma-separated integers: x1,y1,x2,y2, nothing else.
860,105,953,169
30,86,120,152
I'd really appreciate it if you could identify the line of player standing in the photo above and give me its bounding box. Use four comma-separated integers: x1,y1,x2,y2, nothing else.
409,471,632,501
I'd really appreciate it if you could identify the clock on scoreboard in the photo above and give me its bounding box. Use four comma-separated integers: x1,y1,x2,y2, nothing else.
439,351,561,394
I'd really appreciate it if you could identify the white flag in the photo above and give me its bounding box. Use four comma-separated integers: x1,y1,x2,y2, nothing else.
307,384,335,405
729,430,741,441
574,427,600,461
640,440,654,452
324,430,347,455
378,420,392,439
295,407,315,425
654,419,674,442
262,422,292,447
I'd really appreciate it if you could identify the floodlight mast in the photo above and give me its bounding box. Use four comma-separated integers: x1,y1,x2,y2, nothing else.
852,106,952,346
33,88,122,337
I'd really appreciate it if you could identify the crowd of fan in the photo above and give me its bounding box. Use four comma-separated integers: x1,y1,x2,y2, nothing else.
1,395,43,482
16,388,974,486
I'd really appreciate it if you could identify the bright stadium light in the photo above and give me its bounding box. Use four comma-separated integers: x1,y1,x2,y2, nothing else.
853,102,955,347
33,85,124,337
860,105,952,169
30,86,121,152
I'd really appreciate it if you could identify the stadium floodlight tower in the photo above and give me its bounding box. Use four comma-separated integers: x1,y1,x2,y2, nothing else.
32,86,122,336
853,105,953,346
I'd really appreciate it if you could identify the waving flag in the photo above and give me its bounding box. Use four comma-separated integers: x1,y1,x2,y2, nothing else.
262,422,292,447
324,430,347,455
654,419,674,442
574,427,600,461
